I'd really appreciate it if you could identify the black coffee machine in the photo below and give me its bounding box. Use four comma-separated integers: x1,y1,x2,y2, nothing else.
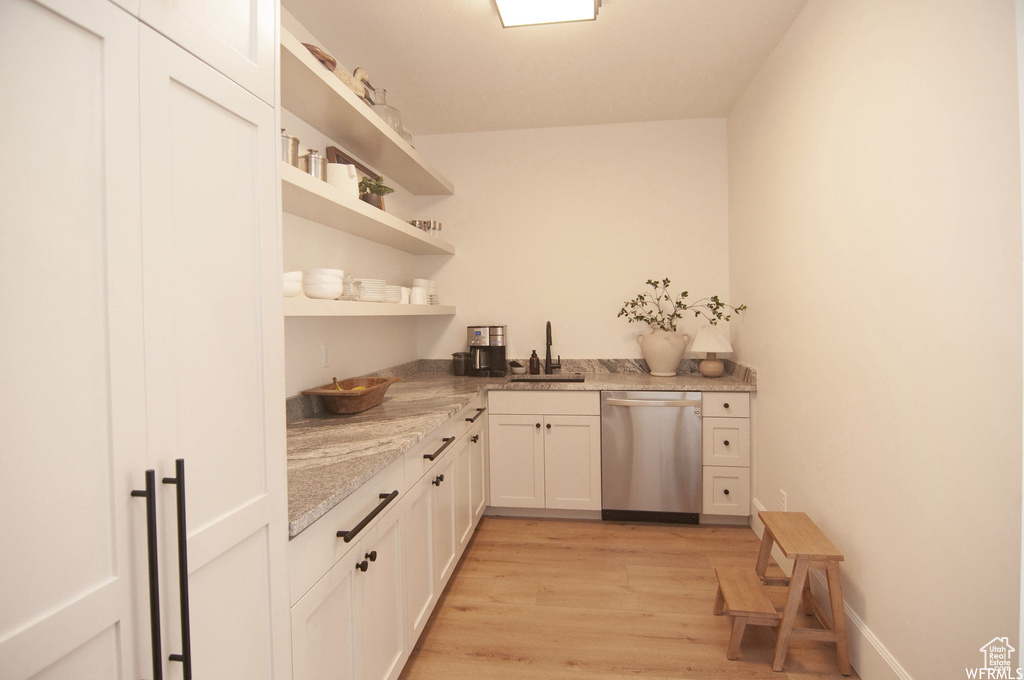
467,325,507,377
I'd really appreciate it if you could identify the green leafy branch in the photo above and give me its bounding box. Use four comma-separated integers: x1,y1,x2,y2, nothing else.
358,176,395,196
618,278,746,332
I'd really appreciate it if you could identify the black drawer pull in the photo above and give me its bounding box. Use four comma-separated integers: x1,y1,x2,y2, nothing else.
337,490,399,543
131,470,164,680
723,440,730,446
724,489,730,495
471,435,479,443
723,403,730,409
162,459,192,679
466,407,486,423
356,560,369,572
365,550,377,562
424,436,456,461
432,474,445,486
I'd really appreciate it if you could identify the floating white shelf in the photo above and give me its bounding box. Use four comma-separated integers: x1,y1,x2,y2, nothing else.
281,163,455,256
284,297,456,318
280,28,454,196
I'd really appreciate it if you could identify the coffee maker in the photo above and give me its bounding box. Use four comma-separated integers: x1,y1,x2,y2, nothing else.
467,325,507,377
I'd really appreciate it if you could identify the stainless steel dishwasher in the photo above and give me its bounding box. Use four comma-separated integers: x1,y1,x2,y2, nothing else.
601,391,702,523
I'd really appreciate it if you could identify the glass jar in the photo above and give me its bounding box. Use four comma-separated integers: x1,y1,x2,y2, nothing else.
372,88,404,136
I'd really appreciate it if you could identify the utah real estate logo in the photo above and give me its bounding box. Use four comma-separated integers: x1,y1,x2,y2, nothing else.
967,638,1022,679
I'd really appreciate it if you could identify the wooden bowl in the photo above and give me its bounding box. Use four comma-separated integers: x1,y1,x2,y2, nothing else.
302,376,401,414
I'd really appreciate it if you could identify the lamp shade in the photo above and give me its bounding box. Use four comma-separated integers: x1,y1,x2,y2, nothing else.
690,325,733,355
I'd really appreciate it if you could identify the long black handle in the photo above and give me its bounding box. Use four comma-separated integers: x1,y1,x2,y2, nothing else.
132,470,163,680
338,490,399,543
163,459,192,680
423,437,456,461
465,407,486,423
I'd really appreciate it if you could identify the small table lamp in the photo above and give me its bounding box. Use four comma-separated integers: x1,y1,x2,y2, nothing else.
691,325,733,378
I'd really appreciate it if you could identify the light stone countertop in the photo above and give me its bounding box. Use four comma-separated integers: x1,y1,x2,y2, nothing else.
286,368,754,538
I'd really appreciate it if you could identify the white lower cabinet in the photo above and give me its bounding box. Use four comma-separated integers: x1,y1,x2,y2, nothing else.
291,397,489,680
488,392,602,511
701,393,752,517
291,510,405,680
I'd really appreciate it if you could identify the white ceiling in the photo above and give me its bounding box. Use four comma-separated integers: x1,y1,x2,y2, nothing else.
282,0,809,135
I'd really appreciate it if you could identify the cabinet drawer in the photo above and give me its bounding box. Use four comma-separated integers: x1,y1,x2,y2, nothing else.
702,418,750,467
288,457,405,605
404,398,483,483
702,392,749,418
702,466,750,516
488,390,599,416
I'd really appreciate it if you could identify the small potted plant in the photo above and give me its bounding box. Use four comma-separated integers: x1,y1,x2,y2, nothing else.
619,278,745,376
358,176,394,210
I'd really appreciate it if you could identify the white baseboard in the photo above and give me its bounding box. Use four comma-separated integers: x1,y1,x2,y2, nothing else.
750,497,913,680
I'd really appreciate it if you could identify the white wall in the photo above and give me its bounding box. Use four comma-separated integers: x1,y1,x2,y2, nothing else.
728,1,1022,677
407,119,731,362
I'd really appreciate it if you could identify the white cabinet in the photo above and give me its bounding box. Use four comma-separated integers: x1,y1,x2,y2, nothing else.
469,418,489,526
488,392,602,512
1,2,143,677
291,508,405,680
139,0,276,104
0,2,289,679
701,393,752,517
401,473,436,644
431,449,459,586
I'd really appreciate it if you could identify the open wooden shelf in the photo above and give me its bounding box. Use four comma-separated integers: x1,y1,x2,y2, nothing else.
280,28,454,196
281,163,455,256
284,297,456,318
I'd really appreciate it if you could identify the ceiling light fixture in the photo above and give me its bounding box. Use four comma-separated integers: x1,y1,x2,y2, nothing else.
494,0,601,28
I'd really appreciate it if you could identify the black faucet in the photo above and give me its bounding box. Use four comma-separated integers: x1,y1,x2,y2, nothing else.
545,321,561,374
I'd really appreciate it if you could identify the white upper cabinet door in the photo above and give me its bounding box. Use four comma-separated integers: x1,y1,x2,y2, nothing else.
139,26,289,680
0,1,145,679
139,0,276,104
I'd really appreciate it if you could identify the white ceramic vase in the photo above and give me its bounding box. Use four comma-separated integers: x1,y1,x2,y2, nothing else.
637,329,690,377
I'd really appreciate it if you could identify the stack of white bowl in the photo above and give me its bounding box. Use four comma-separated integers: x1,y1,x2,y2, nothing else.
355,278,386,302
283,271,302,297
303,268,344,299
384,285,402,303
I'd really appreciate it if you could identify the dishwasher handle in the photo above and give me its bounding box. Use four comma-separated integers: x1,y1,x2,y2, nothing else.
604,397,701,408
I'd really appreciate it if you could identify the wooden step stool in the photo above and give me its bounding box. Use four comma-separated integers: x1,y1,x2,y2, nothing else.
713,567,780,660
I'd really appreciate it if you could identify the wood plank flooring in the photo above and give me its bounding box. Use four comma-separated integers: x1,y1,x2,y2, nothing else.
399,517,858,680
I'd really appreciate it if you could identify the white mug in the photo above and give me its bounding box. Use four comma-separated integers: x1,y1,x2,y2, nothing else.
326,163,359,198
410,286,427,305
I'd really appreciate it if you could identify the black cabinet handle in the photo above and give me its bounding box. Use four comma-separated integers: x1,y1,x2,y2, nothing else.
723,403,730,409
466,407,486,423
337,490,399,543
132,470,164,680
162,459,192,679
546,423,551,430
356,560,369,572
535,423,541,428
724,489,730,495
723,440,730,446
365,550,377,562
424,437,456,461
471,435,479,443
432,474,445,486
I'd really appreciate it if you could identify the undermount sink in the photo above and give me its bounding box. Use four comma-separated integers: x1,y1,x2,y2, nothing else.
508,373,585,383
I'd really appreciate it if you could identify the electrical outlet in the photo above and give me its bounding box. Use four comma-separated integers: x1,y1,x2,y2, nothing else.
321,343,330,368
780,489,787,512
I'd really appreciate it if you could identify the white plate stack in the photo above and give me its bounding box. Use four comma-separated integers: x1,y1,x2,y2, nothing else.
355,278,386,302
384,285,402,303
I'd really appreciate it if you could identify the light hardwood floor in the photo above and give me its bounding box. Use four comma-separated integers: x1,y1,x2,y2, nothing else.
400,517,858,680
